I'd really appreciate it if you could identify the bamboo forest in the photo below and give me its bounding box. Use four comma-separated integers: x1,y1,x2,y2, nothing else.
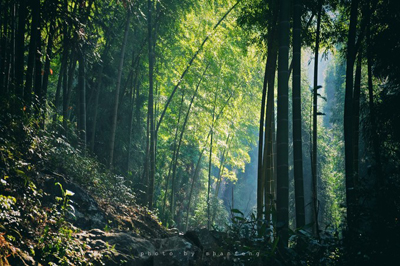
1,0,399,265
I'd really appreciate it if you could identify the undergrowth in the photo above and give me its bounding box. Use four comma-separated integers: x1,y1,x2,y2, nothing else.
0,111,136,265
215,208,342,265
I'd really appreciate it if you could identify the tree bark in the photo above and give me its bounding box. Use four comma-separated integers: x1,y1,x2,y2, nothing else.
147,0,156,210
15,0,26,100
185,153,203,232
126,64,139,174
276,0,290,247
257,57,268,221
207,95,217,230
0,2,9,94
65,52,76,131
293,0,305,229
311,0,322,237
78,49,86,152
353,52,362,189
344,0,359,235
33,12,42,114
168,93,185,222
25,0,40,109
53,52,67,122
263,41,278,224
8,3,15,96
42,20,56,111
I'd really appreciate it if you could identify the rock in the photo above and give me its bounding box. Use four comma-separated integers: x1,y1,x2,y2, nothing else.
166,228,180,235
104,231,156,257
184,228,221,251
77,229,156,265
152,236,201,266
42,175,106,230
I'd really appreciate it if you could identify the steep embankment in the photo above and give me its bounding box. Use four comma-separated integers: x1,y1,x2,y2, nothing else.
0,118,227,265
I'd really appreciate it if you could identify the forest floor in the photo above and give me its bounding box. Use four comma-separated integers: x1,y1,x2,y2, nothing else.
0,118,341,265
0,119,267,265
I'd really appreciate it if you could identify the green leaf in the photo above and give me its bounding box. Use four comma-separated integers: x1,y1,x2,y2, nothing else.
65,190,75,196
231,209,244,215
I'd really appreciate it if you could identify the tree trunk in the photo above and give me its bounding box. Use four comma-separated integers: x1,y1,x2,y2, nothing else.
42,20,56,111
276,0,290,247
257,56,269,221
263,16,278,224
78,49,86,152
212,134,230,224
89,70,103,151
25,0,40,109
65,52,77,129
8,3,15,96
62,53,69,134
353,52,362,189
293,0,305,229
207,97,216,230
109,10,131,168
344,0,359,235
0,2,9,94
127,65,139,174
53,53,67,122
311,0,322,237
34,14,42,114
15,0,26,100
185,153,203,232
168,93,185,222
2,4,12,95
147,0,156,210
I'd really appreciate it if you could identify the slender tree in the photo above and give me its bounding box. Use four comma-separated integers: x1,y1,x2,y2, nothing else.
257,58,268,221
169,93,185,221
293,0,305,229
147,0,156,210
42,2,57,117
15,0,26,100
353,52,362,188
276,0,290,247
344,0,359,234
257,0,279,223
311,0,323,237
25,0,40,108
263,32,278,224
77,49,86,151
109,9,131,168
185,153,203,231
207,93,217,230
265,5,279,223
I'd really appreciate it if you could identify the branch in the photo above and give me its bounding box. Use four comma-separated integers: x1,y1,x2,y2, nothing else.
156,0,241,133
